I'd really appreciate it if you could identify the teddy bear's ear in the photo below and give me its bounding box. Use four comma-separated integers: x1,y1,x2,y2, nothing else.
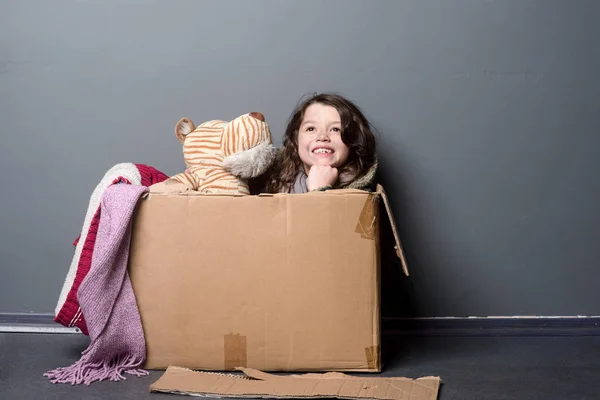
175,118,195,144
248,112,265,121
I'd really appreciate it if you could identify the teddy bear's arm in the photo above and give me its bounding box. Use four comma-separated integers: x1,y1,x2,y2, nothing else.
171,172,202,191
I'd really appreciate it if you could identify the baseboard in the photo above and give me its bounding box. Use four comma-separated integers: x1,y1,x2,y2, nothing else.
382,316,600,337
0,313,80,334
2,313,599,337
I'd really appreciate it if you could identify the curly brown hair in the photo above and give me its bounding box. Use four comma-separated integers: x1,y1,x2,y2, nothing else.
264,93,377,193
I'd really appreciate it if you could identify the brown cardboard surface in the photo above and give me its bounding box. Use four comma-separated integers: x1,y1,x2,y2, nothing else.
375,184,409,276
149,366,441,400
128,190,384,372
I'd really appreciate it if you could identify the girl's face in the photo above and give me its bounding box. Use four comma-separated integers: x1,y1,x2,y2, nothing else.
297,103,350,174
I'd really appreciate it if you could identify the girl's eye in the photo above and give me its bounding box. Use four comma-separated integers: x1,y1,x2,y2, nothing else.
331,127,341,132
306,127,315,132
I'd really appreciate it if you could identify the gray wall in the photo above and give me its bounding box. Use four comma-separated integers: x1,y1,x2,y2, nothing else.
2,0,599,317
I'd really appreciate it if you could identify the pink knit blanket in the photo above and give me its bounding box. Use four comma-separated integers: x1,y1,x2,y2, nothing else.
45,183,150,385
53,163,168,334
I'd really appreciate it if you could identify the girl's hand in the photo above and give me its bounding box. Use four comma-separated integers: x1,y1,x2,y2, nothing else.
307,165,338,191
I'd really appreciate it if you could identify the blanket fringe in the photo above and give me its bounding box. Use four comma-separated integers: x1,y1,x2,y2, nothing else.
43,353,148,386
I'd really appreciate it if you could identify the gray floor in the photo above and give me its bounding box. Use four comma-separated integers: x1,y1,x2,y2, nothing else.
1,332,599,400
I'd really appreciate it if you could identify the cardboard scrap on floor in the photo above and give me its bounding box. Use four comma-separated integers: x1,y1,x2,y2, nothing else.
150,366,441,400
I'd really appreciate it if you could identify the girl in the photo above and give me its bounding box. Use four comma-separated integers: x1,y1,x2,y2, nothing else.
258,93,378,194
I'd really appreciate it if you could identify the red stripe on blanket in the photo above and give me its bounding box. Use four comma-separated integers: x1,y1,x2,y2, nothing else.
54,206,102,335
54,164,169,335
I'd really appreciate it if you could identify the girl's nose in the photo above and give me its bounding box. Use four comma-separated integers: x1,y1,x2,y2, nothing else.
316,131,330,141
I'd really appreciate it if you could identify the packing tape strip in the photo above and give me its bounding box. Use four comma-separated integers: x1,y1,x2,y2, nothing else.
224,333,248,370
365,345,380,370
355,196,377,240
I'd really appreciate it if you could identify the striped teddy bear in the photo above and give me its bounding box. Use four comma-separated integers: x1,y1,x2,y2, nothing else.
151,112,276,195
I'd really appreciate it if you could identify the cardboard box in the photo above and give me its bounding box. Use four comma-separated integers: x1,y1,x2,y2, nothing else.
128,185,407,372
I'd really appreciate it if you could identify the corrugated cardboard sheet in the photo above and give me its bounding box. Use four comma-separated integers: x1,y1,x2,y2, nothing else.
150,366,440,400
128,189,385,372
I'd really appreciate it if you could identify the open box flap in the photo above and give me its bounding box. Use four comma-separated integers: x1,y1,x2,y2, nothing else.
376,184,409,276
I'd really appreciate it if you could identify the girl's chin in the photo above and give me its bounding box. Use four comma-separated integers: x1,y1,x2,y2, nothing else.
303,159,341,171
312,156,338,165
